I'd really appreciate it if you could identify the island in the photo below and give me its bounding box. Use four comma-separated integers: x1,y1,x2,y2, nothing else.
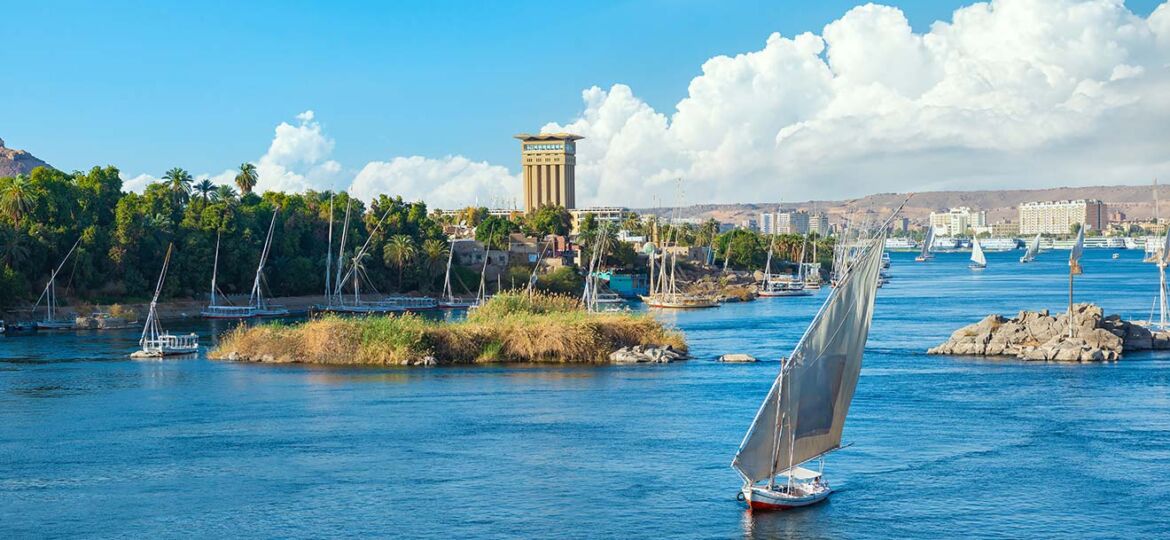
211,292,686,366
927,303,1170,362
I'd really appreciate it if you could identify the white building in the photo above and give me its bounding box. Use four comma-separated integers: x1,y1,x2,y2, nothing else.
929,207,987,237
760,212,778,235
808,213,830,237
1018,200,1107,235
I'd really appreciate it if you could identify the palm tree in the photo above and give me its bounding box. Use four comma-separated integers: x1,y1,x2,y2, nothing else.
383,235,417,291
193,179,216,209
213,185,238,203
235,162,258,194
162,167,192,207
0,174,35,222
0,225,29,266
421,238,449,290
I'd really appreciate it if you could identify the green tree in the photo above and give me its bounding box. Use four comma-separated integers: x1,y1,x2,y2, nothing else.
475,215,519,250
235,162,258,194
162,167,192,208
0,174,36,222
383,234,417,291
526,205,573,236
213,185,238,203
193,179,216,210
421,238,449,290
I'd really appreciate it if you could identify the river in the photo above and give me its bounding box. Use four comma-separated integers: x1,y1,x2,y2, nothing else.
2,249,1168,538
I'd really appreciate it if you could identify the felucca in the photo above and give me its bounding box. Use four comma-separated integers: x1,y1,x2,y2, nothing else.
915,226,934,262
438,239,476,309
201,207,288,318
1020,233,1041,263
640,216,719,308
34,238,82,330
758,234,812,297
732,231,887,511
969,237,987,270
132,244,198,358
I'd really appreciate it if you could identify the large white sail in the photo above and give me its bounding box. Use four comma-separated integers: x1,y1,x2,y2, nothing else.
1023,233,1041,261
971,237,987,266
732,235,886,484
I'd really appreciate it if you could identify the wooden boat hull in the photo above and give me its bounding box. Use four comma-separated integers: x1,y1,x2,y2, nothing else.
758,290,813,297
639,296,719,309
36,320,77,330
741,485,832,511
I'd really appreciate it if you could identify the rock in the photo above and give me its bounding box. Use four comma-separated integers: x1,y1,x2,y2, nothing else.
719,353,758,363
930,304,1138,363
609,345,686,364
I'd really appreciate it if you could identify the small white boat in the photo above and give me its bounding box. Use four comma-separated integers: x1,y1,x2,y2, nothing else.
1020,233,1041,263
739,467,832,510
132,244,198,359
915,227,934,262
969,237,987,270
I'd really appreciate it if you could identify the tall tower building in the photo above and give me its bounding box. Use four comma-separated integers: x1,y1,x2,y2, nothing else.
515,132,583,211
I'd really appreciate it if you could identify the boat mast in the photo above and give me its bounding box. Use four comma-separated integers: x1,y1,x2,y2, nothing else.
141,244,173,349
39,237,81,322
443,239,457,302
334,198,352,302
250,207,279,310
210,231,221,306
326,194,334,304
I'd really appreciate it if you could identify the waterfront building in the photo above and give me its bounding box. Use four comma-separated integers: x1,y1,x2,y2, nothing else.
990,220,1020,237
760,212,778,235
929,207,987,237
515,132,583,211
1018,200,1107,235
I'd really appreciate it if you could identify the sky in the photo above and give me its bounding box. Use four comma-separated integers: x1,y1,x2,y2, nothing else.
3,0,1169,209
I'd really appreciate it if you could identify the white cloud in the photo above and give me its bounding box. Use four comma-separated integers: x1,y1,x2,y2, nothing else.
123,0,1170,207
542,0,1170,205
350,156,519,209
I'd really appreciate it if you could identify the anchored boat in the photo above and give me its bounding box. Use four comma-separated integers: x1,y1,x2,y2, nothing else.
969,237,987,270
33,238,82,330
201,208,288,319
1020,233,1041,263
132,244,198,358
732,233,886,511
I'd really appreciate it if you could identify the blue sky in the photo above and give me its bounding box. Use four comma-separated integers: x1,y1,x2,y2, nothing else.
4,0,1168,206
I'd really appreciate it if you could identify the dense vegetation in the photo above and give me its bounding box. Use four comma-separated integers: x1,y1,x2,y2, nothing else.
0,164,833,310
211,292,687,365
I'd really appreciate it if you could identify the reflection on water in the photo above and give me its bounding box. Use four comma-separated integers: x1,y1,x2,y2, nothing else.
0,250,1168,537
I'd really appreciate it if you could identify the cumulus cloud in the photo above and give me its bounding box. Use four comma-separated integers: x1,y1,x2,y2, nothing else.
350,156,518,209
254,110,344,192
544,0,1170,205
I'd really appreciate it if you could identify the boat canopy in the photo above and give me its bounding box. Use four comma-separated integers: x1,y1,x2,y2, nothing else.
732,235,886,484
777,466,821,481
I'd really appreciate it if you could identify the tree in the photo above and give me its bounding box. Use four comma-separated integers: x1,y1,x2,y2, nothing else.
475,215,519,250
526,205,573,237
162,167,192,207
383,234,417,291
235,162,258,194
421,238,449,289
0,225,29,266
0,174,36,222
193,179,216,209
213,185,238,203
1070,222,1082,235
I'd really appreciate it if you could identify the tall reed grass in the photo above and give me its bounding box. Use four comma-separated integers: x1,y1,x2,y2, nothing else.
211,292,686,365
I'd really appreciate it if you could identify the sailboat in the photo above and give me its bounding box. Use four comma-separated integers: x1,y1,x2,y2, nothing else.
132,244,198,358
914,227,934,262
640,216,719,308
34,238,82,330
759,235,812,298
439,239,476,309
732,232,887,511
1020,233,1041,263
201,207,288,318
969,237,987,270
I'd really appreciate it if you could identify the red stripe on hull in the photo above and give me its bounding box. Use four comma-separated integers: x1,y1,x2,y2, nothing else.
748,500,799,511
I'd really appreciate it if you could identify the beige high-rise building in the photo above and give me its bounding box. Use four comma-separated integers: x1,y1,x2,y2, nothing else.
1018,200,1106,235
515,132,583,211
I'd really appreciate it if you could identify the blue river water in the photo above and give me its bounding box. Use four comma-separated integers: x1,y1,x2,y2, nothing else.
2,249,1168,538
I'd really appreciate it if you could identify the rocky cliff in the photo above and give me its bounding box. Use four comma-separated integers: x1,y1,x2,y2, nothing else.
927,304,1170,362
0,137,52,177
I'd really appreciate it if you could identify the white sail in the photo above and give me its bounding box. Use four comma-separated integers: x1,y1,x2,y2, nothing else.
1023,233,1041,261
732,235,886,484
971,237,987,266
919,227,934,259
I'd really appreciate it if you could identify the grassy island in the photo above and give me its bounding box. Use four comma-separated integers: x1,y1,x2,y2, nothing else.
210,293,686,366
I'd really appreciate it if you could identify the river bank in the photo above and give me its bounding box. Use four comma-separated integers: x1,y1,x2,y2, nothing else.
210,292,686,366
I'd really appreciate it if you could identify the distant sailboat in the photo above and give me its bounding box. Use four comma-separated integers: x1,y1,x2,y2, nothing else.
34,238,82,330
758,234,812,298
732,232,887,511
201,207,288,318
132,244,198,358
969,237,987,269
1020,233,1041,263
439,239,476,309
915,227,934,262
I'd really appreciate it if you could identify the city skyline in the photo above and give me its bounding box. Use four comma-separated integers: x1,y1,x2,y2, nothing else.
3,0,1169,210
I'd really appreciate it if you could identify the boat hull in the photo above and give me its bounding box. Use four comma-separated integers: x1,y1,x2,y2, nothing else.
742,485,832,511
758,290,813,297
36,320,77,330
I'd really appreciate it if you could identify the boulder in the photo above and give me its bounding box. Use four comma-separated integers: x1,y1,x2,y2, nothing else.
929,304,1132,363
719,353,758,363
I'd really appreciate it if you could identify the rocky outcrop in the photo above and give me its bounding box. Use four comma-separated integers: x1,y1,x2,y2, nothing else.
928,304,1170,362
609,345,686,364
0,137,53,177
